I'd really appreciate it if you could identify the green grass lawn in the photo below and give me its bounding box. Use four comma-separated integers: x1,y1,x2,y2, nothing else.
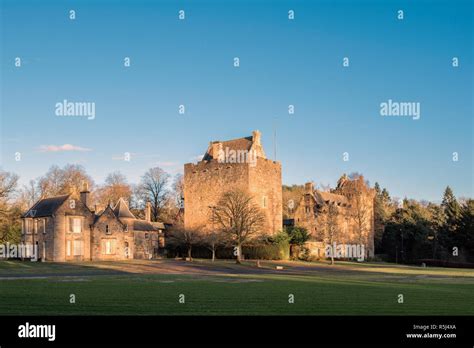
0,260,473,315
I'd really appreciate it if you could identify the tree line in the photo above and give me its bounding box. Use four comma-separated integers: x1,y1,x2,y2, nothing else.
1,166,472,265
374,183,473,264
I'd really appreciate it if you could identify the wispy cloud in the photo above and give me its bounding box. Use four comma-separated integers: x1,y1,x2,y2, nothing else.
38,144,92,153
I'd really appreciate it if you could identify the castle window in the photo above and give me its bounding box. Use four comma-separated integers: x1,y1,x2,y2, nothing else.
124,225,128,232
262,196,267,208
106,225,110,234
145,233,149,239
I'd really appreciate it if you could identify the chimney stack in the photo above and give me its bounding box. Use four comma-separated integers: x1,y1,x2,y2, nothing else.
252,130,261,145
210,142,223,160
305,182,314,194
80,181,90,208
145,202,151,222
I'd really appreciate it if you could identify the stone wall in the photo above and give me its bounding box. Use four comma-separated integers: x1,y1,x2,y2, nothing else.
294,179,376,259
21,216,54,261
248,158,282,235
184,157,282,235
184,161,250,232
91,211,133,261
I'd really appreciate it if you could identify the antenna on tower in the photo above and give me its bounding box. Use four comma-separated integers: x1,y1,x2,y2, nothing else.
273,117,277,161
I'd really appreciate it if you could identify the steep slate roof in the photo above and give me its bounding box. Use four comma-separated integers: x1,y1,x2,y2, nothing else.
112,198,163,232
315,191,349,206
113,198,136,219
22,194,70,218
133,220,164,232
203,136,253,161
219,136,253,152
23,193,165,233
94,205,126,226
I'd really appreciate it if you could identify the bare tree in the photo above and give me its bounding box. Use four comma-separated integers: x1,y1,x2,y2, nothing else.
96,171,132,206
210,190,265,264
37,164,93,197
0,170,21,244
202,231,222,262
172,174,184,209
14,179,40,212
352,192,370,247
0,170,19,201
138,167,170,222
168,226,201,261
322,203,340,265
0,170,19,216
153,173,185,224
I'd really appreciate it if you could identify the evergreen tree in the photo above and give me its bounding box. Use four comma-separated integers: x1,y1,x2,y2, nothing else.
441,186,461,232
457,199,474,262
374,182,381,195
381,188,391,203
427,203,445,259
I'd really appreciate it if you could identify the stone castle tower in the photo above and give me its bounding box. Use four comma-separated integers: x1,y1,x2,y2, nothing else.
184,130,282,235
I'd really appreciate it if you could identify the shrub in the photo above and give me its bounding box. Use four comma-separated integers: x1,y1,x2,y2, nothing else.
243,243,289,260
285,226,310,246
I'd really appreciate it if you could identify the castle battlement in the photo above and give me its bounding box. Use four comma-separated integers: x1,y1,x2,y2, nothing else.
184,131,282,235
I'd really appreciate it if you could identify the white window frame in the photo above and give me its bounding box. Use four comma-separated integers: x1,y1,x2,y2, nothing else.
69,217,82,233
102,239,116,255
73,240,83,256
25,219,33,234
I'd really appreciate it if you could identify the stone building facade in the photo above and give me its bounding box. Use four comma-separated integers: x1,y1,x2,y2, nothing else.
184,130,282,235
21,189,164,262
293,175,375,259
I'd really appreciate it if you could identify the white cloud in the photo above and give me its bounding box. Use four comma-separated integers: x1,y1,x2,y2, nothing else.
38,144,92,153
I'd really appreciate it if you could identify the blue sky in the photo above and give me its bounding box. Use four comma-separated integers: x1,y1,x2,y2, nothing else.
1,0,472,201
